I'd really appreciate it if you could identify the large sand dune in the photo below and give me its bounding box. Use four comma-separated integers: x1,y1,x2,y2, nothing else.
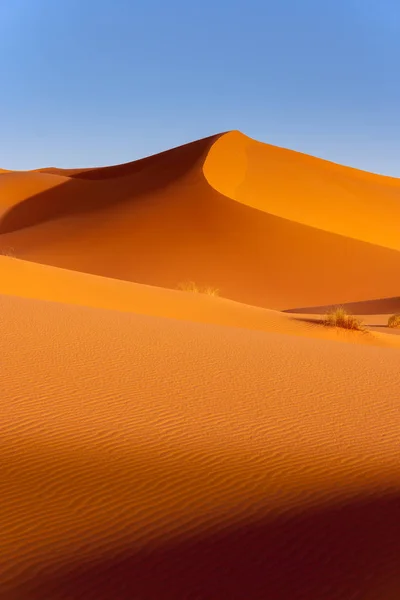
1,131,400,309
1,132,400,598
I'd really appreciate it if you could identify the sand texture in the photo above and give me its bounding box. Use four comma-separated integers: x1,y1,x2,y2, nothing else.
1,132,400,599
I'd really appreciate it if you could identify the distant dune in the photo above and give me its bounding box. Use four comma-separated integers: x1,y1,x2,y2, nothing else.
1,131,400,309
1,133,400,599
285,296,400,315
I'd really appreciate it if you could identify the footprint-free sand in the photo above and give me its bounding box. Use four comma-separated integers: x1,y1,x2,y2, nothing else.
1,132,400,599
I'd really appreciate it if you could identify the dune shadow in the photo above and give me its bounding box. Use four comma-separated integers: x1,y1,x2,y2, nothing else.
11,493,400,600
284,297,400,316
42,134,224,181
290,316,323,325
0,136,218,235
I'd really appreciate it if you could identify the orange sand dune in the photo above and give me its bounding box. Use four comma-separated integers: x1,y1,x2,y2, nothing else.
1,132,400,310
1,292,400,600
204,131,400,251
0,170,72,211
2,255,399,349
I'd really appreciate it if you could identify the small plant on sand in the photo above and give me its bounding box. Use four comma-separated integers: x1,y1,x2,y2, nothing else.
323,306,365,331
201,285,220,297
177,281,220,296
177,281,200,293
388,314,400,328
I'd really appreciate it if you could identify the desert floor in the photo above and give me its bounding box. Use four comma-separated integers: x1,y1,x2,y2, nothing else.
1,132,400,599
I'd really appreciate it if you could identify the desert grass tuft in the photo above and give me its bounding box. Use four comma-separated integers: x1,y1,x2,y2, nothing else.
388,314,400,328
177,281,220,296
323,306,365,331
201,285,220,297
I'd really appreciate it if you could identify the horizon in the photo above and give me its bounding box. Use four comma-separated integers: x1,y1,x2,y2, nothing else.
1,0,399,175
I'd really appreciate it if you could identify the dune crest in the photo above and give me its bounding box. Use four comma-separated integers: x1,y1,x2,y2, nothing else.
203,130,400,251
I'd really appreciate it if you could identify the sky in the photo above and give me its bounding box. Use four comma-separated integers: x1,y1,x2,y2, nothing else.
1,0,399,175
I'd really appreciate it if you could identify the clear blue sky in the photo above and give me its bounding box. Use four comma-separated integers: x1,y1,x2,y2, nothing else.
1,0,399,174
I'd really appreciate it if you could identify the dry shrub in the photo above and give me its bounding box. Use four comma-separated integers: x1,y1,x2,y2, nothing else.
323,306,365,331
177,281,220,296
388,314,400,328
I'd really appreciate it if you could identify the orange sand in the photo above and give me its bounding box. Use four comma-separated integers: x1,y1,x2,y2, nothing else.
1,132,400,599
1,131,400,309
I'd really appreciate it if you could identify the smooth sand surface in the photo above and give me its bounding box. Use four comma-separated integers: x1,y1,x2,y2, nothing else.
1,132,400,599
204,131,400,251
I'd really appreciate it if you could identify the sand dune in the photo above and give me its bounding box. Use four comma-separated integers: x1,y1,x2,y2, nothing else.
1,293,400,599
2,132,400,599
204,131,400,251
0,170,71,211
1,255,399,349
1,132,400,309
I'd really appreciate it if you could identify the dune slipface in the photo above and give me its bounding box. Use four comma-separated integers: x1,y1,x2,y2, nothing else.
1,132,400,599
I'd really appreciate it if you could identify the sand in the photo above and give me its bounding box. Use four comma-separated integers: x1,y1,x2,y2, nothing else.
1,131,400,309
1,132,400,599
204,131,400,251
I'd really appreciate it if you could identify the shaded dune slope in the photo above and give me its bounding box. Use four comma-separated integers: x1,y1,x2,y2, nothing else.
0,171,72,211
0,134,222,232
1,132,400,310
35,134,223,180
1,293,400,599
285,296,400,315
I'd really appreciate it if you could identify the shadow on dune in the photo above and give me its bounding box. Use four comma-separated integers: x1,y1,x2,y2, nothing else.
39,134,226,181
14,493,400,600
0,135,221,235
284,297,400,315
290,316,322,325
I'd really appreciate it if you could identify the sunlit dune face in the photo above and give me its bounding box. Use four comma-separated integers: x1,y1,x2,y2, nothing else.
204,131,400,251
